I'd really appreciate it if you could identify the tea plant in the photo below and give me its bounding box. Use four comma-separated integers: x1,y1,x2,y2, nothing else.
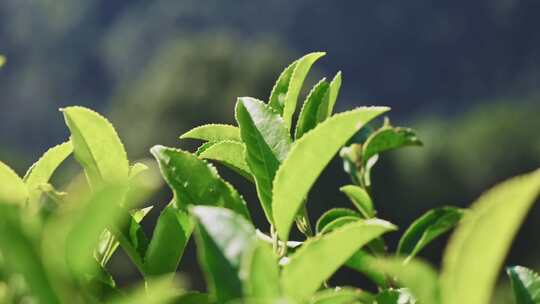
0,53,539,304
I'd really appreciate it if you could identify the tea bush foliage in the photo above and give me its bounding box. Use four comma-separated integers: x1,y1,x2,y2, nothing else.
0,53,539,304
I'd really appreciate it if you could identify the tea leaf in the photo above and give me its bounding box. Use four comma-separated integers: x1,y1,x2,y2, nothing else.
24,141,73,206
282,52,326,130
106,276,181,304
507,266,540,304
273,107,390,241
240,241,281,299
61,106,129,187
339,185,375,218
144,205,193,277
345,250,388,287
375,289,416,304
375,257,440,304
180,124,241,142
362,126,422,165
198,140,253,181
236,97,291,224
0,205,60,303
295,78,330,139
281,219,396,300
0,161,28,205
316,208,360,234
319,216,361,234
269,60,297,113
151,146,250,219
310,287,374,304
397,207,463,259
441,169,540,304
191,206,257,303
317,72,342,123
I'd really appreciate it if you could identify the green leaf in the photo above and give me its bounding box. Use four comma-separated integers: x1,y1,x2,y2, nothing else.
195,141,217,156
362,126,422,165
345,250,388,288
151,146,250,219
310,287,374,304
106,276,182,304
0,55,5,68
61,106,129,187
316,208,360,234
65,184,129,277
281,52,326,130
295,78,330,139
507,266,540,304
24,141,73,206
173,292,214,304
317,72,343,123
0,205,60,303
198,140,253,181
268,59,298,113
339,185,375,218
397,207,463,260
144,205,193,277
375,257,440,304
240,240,281,299
281,219,396,300
235,97,291,223
180,124,241,142
441,169,540,304
319,216,361,234
0,161,28,205
375,289,416,304
273,106,390,241
191,206,257,303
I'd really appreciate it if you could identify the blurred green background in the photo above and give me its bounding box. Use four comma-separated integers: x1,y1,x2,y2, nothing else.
1,1,539,302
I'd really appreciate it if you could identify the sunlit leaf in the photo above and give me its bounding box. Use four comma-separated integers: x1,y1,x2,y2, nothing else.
339,185,375,218
441,169,540,304
240,240,281,299
273,107,390,241
61,106,129,187
397,207,463,260
362,126,422,165
24,141,73,206
281,219,396,300
310,287,374,304
0,161,28,205
198,140,253,181
180,124,241,142
191,206,257,303
268,60,298,113
316,208,360,234
317,72,343,123
151,146,250,219
507,266,540,304
236,97,291,223
295,78,330,139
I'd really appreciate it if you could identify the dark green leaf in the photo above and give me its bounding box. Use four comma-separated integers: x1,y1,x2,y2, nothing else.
295,78,330,139
507,266,540,304
151,146,250,219
191,206,257,303
235,97,291,224
375,289,416,304
397,207,463,259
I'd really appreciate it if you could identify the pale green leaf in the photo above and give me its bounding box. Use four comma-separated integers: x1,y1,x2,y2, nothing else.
281,219,396,300
282,52,326,130
236,97,291,224
345,250,388,288
24,141,73,206
397,207,463,260
240,240,281,299
61,106,129,187
317,72,343,123
0,161,28,204
441,169,540,304
191,206,257,303
180,124,241,142
507,266,540,304
310,287,374,304
295,78,330,139
151,145,250,219
106,276,182,304
269,60,298,113
273,106,390,241
198,140,253,181
339,185,375,218
319,216,361,234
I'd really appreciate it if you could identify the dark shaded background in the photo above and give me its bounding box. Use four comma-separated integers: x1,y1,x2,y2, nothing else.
1,1,539,302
